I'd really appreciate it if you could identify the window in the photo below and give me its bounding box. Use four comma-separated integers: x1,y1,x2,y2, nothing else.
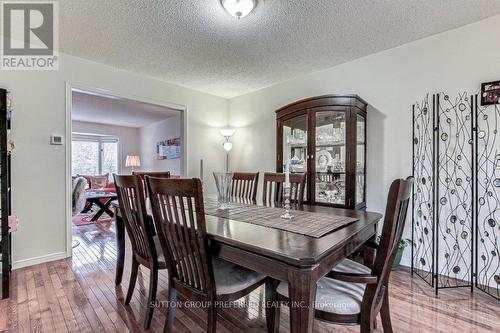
72,134,119,179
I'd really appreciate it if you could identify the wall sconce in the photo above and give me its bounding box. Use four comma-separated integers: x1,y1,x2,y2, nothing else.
219,127,236,172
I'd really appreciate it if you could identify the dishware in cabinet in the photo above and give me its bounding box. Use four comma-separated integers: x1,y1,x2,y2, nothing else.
276,95,368,209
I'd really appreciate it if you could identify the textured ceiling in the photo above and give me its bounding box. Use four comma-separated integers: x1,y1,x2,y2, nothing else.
60,0,500,98
72,91,180,128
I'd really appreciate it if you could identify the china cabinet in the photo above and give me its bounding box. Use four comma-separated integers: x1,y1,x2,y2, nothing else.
276,95,367,209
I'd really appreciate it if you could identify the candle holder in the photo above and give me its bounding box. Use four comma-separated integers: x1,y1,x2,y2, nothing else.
280,185,294,219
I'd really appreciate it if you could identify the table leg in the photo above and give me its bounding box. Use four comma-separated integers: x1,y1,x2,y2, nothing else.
92,199,114,221
81,200,93,213
115,210,125,285
287,268,317,333
363,228,377,268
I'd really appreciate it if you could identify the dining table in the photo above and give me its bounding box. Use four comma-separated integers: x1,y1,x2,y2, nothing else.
113,198,382,333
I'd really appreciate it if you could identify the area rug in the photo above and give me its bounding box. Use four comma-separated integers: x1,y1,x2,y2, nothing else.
72,212,114,226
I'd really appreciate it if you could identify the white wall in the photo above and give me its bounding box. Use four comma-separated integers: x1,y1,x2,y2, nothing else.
228,15,500,267
139,116,182,175
1,52,228,268
4,14,500,270
72,120,140,174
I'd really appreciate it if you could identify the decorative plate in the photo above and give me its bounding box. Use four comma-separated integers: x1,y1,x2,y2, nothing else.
316,150,333,170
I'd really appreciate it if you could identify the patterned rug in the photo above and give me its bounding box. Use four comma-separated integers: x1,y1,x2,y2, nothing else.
72,211,114,226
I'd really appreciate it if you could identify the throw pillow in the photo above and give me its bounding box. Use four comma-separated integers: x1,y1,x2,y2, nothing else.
89,174,109,189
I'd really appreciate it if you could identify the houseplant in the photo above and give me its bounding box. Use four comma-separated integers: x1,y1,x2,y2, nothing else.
392,239,410,270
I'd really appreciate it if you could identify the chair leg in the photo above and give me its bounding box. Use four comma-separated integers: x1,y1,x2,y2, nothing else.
265,279,280,333
360,309,374,333
125,258,139,305
144,267,158,329
163,286,177,333
207,305,217,333
380,289,393,333
360,320,374,333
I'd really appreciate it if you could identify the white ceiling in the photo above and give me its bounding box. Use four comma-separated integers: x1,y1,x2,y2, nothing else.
72,90,181,128
60,0,500,98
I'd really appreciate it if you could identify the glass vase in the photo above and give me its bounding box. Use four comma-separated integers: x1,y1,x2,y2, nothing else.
213,172,233,210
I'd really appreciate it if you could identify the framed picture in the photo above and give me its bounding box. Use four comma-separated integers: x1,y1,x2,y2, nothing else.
157,137,181,160
481,80,500,106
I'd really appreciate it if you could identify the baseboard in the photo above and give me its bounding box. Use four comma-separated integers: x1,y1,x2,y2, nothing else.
12,251,69,270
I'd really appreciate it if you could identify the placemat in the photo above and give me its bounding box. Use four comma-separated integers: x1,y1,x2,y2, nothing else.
203,199,359,238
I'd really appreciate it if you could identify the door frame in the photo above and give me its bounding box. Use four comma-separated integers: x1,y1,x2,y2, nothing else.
65,82,188,257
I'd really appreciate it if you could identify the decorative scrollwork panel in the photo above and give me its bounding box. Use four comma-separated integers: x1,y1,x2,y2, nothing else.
476,101,500,300
436,92,473,288
412,94,434,286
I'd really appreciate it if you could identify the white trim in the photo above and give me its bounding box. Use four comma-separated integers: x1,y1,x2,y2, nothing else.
65,83,73,257
13,251,68,270
65,82,188,258
72,133,119,142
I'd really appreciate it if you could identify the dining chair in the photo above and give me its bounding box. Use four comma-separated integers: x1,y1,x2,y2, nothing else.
113,174,167,329
133,171,171,203
133,171,170,190
262,172,306,208
133,171,171,178
146,177,269,333
270,176,413,333
231,172,259,203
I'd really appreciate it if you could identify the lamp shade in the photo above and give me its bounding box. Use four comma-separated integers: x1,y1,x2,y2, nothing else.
125,155,141,167
219,127,236,137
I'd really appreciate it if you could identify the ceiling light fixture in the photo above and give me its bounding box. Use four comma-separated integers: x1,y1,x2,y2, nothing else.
220,0,257,19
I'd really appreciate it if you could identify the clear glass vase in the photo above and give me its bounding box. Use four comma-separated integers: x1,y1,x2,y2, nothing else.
213,172,233,210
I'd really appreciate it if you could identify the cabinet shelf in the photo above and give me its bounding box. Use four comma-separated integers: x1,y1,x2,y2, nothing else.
316,171,345,174
315,142,345,148
288,143,307,148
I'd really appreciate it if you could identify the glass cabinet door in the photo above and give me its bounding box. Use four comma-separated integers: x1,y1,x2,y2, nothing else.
282,114,308,174
315,111,346,205
356,114,366,205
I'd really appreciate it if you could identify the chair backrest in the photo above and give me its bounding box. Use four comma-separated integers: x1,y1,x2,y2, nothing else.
262,172,306,207
133,171,171,198
363,177,413,314
146,177,215,298
114,174,158,265
133,171,171,179
231,172,259,202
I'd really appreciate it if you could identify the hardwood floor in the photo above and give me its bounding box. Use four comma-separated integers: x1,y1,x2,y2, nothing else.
1,221,499,332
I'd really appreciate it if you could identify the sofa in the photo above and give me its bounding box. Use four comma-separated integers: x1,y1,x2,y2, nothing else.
72,174,116,194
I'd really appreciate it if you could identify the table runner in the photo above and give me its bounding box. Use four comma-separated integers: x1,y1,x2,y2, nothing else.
203,199,359,238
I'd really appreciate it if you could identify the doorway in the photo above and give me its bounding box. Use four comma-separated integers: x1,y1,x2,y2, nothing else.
65,84,187,256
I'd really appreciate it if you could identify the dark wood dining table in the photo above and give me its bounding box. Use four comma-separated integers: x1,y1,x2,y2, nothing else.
113,199,382,333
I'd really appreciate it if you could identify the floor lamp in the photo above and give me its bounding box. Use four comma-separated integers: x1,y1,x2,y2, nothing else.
219,128,236,172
